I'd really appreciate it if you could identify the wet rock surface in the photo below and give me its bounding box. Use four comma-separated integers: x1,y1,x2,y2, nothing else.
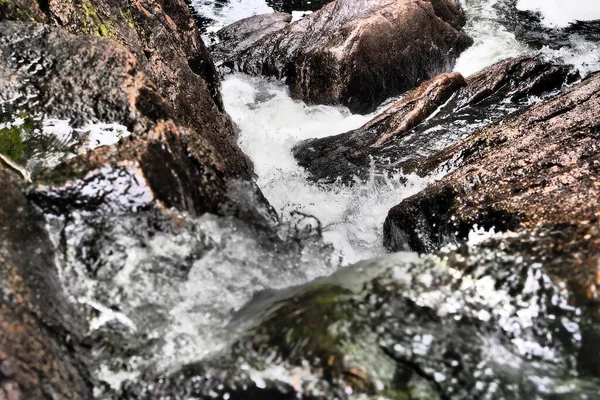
0,2,277,397
384,72,600,302
294,56,577,184
0,21,269,219
120,244,600,399
218,0,473,114
212,12,292,63
0,164,92,399
0,0,252,179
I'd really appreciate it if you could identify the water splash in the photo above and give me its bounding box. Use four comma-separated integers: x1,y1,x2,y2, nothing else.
222,74,443,264
516,0,600,28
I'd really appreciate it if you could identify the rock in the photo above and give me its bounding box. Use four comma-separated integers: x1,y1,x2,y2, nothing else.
0,164,92,399
266,0,334,13
119,243,600,399
0,19,277,398
293,72,466,182
294,56,577,183
0,0,253,179
219,0,473,114
0,21,274,220
384,72,600,302
212,13,293,63
493,0,600,53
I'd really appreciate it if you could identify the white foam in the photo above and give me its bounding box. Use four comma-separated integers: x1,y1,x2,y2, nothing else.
223,74,441,264
456,0,600,77
455,0,529,76
191,0,274,41
517,0,600,28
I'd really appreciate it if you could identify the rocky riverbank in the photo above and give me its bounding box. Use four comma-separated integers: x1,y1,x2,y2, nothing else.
1,0,600,399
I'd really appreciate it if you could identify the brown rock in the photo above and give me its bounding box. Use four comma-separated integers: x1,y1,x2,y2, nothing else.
0,0,253,179
293,56,577,183
0,164,92,399
363,72,467,147
384,72,600,301
212,13,292,63
0,21,273,220
220,0,472,114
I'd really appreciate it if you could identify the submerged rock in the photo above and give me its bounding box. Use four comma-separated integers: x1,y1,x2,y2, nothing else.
294,56,577,183
0,164,92,399
121,242,599,399
384,72,600,303
218,0,473,114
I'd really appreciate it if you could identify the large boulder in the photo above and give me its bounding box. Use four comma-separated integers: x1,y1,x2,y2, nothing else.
0,164,92,399
293,56,576,183
384,72,600,302
0,0,253,179
218,0,473,114
0,21,272,220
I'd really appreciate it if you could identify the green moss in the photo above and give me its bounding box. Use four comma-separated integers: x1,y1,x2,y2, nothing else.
0,124,26,162
0,0,39,22
119,8,136,30
81,0,115,39
119,7,146,37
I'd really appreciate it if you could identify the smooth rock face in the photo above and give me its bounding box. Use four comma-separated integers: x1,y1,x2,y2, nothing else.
212,13,292,63
0,0,253,179
384,72,600,301
294,56,576,183
219,0,473,114
0,165,91,399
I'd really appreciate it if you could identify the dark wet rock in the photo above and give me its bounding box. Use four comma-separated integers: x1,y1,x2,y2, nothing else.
0,21,274,220
493,0,600,53
0,0,253,179
354,72,466,148
120,241,600,399
0,164,92,399
266,0,334,13
294,56,577,183
384,72,600,303
219,0,473,114
212,13,292,63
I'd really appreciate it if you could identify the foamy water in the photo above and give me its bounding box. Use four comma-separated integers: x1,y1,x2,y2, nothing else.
517,0,600,27
455,0,600,76
223,75,440,264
